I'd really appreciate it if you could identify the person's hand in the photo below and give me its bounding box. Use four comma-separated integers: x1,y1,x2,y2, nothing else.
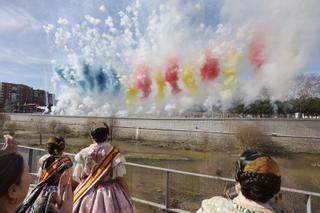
50,170,73,213
1,135,17,154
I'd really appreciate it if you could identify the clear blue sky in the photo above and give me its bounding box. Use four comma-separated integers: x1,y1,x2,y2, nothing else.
0,0,319,93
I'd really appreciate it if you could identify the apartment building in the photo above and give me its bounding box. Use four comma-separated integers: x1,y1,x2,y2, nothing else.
0,82,54,112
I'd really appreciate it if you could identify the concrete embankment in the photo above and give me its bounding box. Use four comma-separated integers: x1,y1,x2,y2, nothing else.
6,113,320,153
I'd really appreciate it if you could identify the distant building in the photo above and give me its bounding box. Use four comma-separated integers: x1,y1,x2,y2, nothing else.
0,82,54,112
33,89,46,106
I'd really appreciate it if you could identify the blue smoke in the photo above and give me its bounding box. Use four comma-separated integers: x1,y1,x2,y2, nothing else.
108,67,121,95
55,63,121,95
82,64,95,91
96,68,109,92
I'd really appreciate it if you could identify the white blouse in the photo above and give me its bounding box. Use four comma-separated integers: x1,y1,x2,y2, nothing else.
72,143,126,183
37,154,51,178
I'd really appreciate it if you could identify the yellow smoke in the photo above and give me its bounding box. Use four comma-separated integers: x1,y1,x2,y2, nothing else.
155,71,166,100
222,51,242,89
126,87,138,106
182,64,197,97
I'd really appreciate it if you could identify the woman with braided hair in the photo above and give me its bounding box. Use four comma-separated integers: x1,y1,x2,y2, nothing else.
37,136,68,179
17,136,73,212
197,149,281,213
0,134,73,213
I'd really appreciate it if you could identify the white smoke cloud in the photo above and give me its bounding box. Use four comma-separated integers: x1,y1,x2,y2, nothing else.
219,0,320,103
48,0,320,116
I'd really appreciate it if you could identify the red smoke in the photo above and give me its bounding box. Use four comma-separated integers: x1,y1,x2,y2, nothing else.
165,58,182,94
200,52,220,81
249,33,266,71
135,63,152,99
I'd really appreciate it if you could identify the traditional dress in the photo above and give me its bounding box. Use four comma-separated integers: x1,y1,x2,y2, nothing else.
37,154,51,178
72,142,135,213
197,192,276,213
17,154,73,213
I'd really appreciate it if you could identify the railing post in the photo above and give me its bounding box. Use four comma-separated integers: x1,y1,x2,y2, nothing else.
135,127,140,140
28,148,34,172
165,170,170,212
306,195,312,213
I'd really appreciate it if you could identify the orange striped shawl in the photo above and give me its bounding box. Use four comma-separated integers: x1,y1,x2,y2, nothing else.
73,147,120,204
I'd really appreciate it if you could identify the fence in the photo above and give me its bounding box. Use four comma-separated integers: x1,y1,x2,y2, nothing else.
18,145,320,213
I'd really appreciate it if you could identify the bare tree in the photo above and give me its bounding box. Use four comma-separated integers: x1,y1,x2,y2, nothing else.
289,74,320,99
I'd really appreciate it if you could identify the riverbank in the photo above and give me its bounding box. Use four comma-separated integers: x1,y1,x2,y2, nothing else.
6,113,320,154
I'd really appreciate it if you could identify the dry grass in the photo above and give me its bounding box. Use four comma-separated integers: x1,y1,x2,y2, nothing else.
47,120,59,133
238,123,266,151
4,121,17,135
0,113,10,136
0,113,9,129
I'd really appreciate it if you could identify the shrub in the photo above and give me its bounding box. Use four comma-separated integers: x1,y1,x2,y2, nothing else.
4,121,17,135
48,120,60,133
54,123,72,136
237,124,265,150
0,114,10,135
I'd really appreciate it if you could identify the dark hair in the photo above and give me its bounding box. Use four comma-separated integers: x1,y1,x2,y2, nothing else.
235,150,265,182
0,153,24,196
42,155,58,170
90,123,109,143
47,137,65,155
235,149,281,203
239,172,281,203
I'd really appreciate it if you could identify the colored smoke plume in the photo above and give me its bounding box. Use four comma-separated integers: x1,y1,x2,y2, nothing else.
46,0,320,116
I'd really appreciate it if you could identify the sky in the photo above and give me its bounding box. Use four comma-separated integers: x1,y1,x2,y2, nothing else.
0,0,319,96
0,0,138,92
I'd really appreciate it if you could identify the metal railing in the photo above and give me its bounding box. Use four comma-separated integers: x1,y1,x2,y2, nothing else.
19,145,320,213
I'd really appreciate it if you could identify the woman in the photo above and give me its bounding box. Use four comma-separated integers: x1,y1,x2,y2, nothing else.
0,135,72,213
73,122,135,213
17,136,73,212
37,136,68,180
197,149,281,213
0,151,30,212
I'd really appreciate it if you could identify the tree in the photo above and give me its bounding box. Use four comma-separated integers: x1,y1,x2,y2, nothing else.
305,97,320,116
229,100,245,115
290,74,320,99
274,100,293,116
246,100,273,117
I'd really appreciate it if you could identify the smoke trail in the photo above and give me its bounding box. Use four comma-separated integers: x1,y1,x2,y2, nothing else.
182,63,197,97
155,71,166,100
249,33,266,72
96,68,108,92
135,63,152,98
47,0,320,116
200,53,220,81
165,58,182,94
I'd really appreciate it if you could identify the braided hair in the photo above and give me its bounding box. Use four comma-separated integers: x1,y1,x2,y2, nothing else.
235,149,281,203
239,171,281,203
